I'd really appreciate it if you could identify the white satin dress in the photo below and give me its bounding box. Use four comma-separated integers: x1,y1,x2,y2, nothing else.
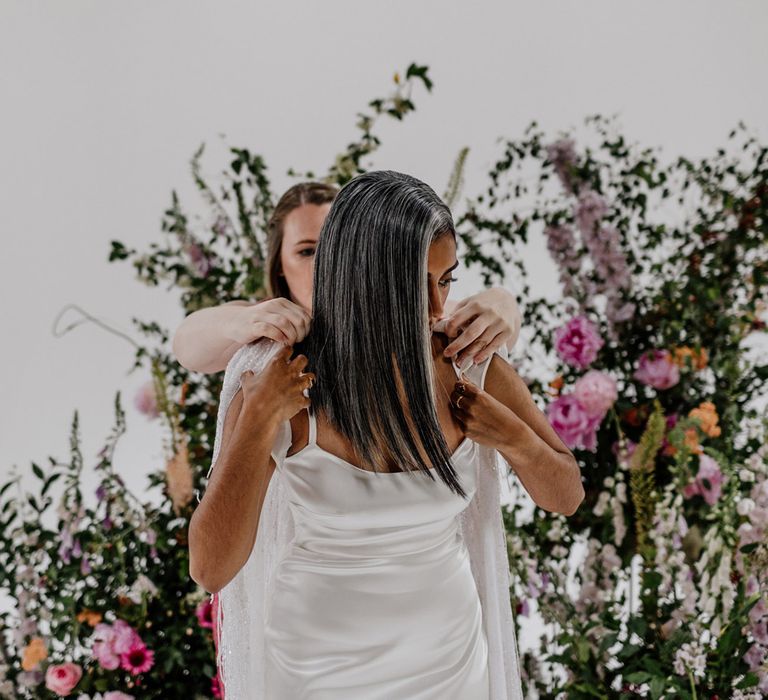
263,355,493,700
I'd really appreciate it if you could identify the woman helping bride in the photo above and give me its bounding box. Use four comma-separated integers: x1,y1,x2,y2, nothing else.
187,170,584,699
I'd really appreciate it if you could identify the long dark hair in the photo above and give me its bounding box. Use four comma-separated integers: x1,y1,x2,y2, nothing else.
295,170,467,497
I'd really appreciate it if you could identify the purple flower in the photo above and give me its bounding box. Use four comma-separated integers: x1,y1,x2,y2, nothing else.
634,349,680,390
574,190,609,236
553,316,605,369
545,138,579,193
546,394,602,451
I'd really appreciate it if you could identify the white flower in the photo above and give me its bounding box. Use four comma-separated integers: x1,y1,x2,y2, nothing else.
673,640,707,679
738,498,756,516
740,468,756,483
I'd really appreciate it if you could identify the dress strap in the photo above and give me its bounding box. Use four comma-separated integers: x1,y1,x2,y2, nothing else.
307,408,317,445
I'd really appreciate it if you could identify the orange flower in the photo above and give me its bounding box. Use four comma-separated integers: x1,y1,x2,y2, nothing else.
548,375,564,396
688,401,721,438
672,346,708,370
76,608,103,627
684,428,703,454
21,637,47,671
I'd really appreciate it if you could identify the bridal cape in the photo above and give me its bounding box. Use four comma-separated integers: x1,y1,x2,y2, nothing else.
201,338,525,699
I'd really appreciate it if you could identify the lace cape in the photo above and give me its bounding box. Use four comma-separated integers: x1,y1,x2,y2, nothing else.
203,339,524,699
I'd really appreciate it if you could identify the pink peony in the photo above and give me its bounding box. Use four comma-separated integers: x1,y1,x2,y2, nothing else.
682,454,726,506
104,693,135,700
553,316,604,369
134,380,159,418
45,662,83,696
634,349,680,390
546,394,602,451
573,370,618,417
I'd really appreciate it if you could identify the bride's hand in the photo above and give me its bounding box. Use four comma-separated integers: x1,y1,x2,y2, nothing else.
239,345,314,423
438,287,522,368
447,371,514,450
227,298,311,346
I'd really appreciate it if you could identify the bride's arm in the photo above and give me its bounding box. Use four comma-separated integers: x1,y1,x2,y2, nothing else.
188,344,312,594
172,298,311,374
456,354,584,516
188,385,281,594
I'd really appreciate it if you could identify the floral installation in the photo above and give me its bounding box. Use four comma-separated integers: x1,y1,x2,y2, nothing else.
458,116,767,696
1,67,766,700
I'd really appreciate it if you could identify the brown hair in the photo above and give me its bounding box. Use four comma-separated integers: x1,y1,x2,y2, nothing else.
265,182,340,299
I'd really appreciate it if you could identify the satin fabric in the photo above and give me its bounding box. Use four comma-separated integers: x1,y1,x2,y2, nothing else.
263,357,493,699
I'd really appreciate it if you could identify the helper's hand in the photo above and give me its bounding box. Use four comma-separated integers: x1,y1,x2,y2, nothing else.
437,287,522,368
227,298,311,346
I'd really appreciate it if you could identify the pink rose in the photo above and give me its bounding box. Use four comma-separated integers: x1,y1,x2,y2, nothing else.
104,693,135,700
546,394,602,451
553,316,604,369
573,370,617,417
45,662,83,696
634,349,680,390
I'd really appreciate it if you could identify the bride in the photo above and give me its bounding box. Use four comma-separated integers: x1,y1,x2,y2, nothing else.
188,170,584,699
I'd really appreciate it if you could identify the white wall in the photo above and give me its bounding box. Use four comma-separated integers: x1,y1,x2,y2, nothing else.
1,0,766,639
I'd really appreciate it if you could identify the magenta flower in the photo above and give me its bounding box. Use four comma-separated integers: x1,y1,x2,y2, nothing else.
634,349,680,390
196,598,214,629
120,641,155,675
682,454,725,506
546,394,602,451
553,316,605,369
134,380,159,418
573,370,617,417
45,662,83,696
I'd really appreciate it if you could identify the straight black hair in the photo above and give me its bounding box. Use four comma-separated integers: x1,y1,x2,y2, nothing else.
295,170,468,498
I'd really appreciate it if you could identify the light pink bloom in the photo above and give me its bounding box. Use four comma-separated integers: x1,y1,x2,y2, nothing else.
134,380,159,418
547,394,602,451
744,642,767,670
553,316,604,369
92,619,142,671
573,370,618,417
104,693,135,700
682,454,725,506
634,349,680,390
45,662,83,696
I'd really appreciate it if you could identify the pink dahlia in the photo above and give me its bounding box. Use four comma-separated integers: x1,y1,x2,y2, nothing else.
120,641,155,675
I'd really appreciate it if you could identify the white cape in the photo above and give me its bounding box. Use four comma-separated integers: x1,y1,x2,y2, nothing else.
202,338,524,699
